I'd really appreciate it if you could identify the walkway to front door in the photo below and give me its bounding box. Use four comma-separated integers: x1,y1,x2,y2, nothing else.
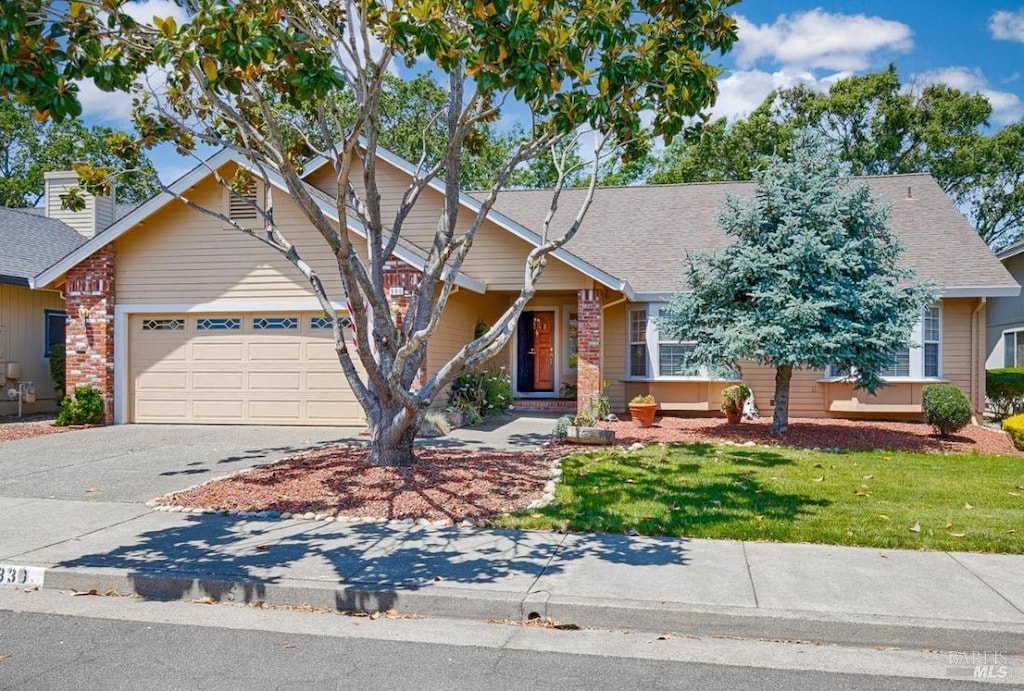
516,310,555,395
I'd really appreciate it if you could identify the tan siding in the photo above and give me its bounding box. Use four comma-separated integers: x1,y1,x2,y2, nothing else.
740,363,825,417
603,301,626,411
117,170,352,305
308,157,591,291
942,298,973,398
0,285,64,414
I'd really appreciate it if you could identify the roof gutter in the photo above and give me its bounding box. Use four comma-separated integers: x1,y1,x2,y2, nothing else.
0,274,29,287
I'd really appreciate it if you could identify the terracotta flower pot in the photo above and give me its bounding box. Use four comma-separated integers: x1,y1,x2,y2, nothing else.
629,403,658,428
724,407,742,424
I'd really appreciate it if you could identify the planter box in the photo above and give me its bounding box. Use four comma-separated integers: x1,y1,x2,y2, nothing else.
564,426,615,445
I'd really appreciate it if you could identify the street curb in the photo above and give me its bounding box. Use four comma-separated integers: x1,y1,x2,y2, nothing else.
40,566,1024,653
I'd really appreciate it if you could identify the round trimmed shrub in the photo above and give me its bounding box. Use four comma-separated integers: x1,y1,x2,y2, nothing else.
56,386,105,426
1003,414,1024,451
921,384,972,438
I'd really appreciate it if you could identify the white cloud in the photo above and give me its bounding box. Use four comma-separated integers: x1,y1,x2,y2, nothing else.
711,69,847,121
736,10,913,71
990,9,1024,42
914,67,1024,125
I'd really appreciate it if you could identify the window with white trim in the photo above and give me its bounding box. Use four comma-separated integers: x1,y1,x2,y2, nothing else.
1003,330,1024,367
628,309,647,377
658,331,699,377
879,305,942,379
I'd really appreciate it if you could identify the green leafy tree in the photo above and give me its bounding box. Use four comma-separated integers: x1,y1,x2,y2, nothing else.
659,135,936,434
0,0,738,466
0,100,158,207
649,66,1024,247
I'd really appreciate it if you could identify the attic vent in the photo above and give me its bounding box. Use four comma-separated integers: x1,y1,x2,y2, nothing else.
229,183,260,222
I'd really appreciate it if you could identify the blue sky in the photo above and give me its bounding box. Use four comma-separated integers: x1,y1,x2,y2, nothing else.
75,2,1024,184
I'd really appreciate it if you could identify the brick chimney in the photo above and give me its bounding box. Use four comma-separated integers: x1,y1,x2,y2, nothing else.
44,171,115,239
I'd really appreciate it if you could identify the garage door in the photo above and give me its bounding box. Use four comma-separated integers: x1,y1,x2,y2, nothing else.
129,312,365,425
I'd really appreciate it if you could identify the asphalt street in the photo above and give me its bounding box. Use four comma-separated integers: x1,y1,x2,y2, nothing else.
0,589,1015,690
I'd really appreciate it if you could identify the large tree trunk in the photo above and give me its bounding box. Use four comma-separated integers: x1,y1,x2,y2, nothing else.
771,364,793,435
367,406,423,467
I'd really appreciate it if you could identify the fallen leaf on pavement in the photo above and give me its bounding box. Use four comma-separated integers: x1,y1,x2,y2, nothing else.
192,596,217,605
85,486,100,493
283,644,296,649
71,589,99,597
0,654,9,662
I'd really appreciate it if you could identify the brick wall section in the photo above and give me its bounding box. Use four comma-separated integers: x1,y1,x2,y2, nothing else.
65,245,115,423
576,288,603,414
382,260,427,388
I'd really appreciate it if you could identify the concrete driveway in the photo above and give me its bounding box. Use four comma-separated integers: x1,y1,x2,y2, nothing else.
0,425,359,504
0,415,557,505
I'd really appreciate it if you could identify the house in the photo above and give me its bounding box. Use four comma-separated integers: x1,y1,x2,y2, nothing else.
985,241,1024,369
23,150,1018,426
0,172,105,415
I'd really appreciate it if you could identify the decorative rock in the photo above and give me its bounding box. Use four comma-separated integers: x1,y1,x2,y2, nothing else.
302,512,316,520
322,516,335,523
416,518,430,526
461,518,476,528
741,441,756,447
628,442,645,451
433,519,450,527
280,512,293,520
314,512,327,521
144,500,158,508
400,518,415,526
266,511,281,520
170,506,183,513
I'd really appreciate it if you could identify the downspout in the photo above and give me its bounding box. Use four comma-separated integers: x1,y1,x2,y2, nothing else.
971,297,986,420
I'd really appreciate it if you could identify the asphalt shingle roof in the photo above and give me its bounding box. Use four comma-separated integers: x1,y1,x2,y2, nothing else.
0,208,88,285
482,173,1017,296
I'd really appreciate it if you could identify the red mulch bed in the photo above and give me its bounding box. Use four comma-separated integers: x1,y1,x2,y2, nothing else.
0,416,72,444
158,446,563,521
601,416,1021,456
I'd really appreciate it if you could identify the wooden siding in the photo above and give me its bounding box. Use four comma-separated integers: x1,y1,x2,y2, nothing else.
117,168,353,305
44,173,112,239
307,157,590,291
605,298,980,419
0,285,64,414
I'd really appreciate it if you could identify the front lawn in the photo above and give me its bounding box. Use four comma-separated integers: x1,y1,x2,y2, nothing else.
493,443,1024,553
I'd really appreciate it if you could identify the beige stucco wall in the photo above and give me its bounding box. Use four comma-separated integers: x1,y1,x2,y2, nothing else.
605,297,983,419
0,284,64,414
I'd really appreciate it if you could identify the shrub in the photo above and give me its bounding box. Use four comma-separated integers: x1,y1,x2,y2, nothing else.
986,368,1024,420
922,384,972,438
630,394,656,405
720,384,750,413
56,386,105,426
552,415,572,440
419,411,452,438
1003,414,1024,451
573,392,610,427
48,344,66,397
447,366,512,421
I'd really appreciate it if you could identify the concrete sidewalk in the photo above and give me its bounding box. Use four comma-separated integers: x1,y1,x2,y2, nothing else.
2,496,1023,653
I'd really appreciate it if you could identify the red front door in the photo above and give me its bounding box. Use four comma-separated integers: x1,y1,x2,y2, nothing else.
533,312,554,391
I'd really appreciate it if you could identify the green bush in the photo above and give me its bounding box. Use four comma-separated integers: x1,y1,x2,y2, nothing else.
447,366,512,421
986,368,1024,420
48,344,66,397
56,386,105,426
921,384,972,438
1003,414,1024,451
552,415,572,440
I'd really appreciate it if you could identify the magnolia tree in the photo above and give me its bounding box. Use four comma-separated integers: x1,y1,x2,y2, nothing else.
658,135,936,434
1,0,738,465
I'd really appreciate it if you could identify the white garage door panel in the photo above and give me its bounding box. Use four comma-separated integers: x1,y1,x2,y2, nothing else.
130,313,365,425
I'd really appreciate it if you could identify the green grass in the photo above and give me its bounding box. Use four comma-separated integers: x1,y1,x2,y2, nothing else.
492,443,1024,553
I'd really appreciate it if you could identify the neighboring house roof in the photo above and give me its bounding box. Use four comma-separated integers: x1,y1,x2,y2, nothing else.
32,150,486,294
0,207,88,287
484,173,1019,299
997,237,1024,261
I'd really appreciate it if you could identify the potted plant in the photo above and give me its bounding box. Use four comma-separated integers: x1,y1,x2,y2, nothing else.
720,384,750,424
628,394,658,428
564,393,615,445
